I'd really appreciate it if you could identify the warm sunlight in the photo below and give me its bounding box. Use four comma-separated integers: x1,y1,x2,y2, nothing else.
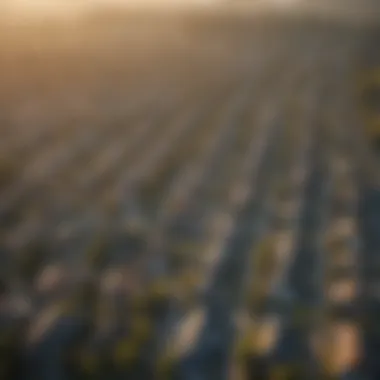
4,0,301,15
7,0,219,11
1,0,221,20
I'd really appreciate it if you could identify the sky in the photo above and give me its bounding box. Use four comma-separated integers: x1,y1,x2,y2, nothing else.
0,0,213,18
5,0,299,12
7,0,219,10
1,0,302,20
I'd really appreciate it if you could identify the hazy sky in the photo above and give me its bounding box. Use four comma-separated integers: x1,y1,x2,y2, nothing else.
8,0,219,10
1,0,219,18
3,0,300,18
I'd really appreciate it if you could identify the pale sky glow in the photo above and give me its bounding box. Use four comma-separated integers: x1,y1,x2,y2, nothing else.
8,0,219,11
2,0,302,20
1,0,220,19
5,0,300,12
